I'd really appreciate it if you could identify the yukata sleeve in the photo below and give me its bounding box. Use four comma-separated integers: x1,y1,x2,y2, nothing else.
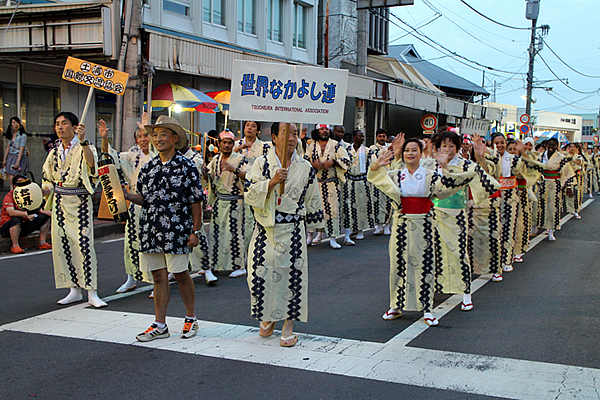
206,157,217,206
464,162,501,205
334,143,351,172
367,166,401,206
432,168,476,200
516,157,544,187
244,157,275,228
41,149,55,211
305,167,325,231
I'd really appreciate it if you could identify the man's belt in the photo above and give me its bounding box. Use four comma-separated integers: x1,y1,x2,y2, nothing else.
216,193,243,201
55,186,90,196
543,170,560,180
318,177,338,183
346,174,367,181
517,178,527,190
275,212,304,224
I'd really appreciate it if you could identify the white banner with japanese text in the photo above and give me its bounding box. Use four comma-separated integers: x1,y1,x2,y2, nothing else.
229,60,348,125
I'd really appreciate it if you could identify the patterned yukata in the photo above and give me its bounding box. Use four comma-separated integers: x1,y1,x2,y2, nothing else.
492,151,542,267
343,144,374,232
305,139,351,237
235,138,270,252
467,158,502,276
564,153,584,214
206,152,249,271
42,138,99,290
369,143,392,226
368,165,475,313
245,148,324,322
537,151,575,230
107,144,153,283
433,155,500,295
182,148,211,272
137,152,205,255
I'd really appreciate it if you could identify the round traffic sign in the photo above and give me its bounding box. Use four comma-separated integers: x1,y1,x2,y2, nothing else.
519,114,530,124
520,125,530,134
421,114,437,131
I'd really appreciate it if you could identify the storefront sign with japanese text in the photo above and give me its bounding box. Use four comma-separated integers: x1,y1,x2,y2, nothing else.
230,60,348,125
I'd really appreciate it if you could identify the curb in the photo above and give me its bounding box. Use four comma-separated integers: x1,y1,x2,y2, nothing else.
0,220,125,254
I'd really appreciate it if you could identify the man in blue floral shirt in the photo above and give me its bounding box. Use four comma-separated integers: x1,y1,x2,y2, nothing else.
125,115,205,342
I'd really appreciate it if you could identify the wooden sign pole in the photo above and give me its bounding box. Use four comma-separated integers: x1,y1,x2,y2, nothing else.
80,86,95,122
279,122,290,195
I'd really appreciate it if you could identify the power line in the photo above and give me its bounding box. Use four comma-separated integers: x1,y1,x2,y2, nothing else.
422,0,527,60
542,38,600,79
389,12,526,76
459,0,532,31
388,13,442,45
537,54,600,95
427,0,528,44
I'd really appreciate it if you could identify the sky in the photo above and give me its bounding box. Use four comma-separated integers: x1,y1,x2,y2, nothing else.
388,0,600,116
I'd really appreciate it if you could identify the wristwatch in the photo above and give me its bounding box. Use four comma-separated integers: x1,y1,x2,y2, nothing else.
192,229,202,237
80,140,90,146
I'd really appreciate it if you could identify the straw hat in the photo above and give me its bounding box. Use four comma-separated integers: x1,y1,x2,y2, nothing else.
144,115,188,150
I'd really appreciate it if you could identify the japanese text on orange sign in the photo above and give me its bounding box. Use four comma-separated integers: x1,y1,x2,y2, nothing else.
62,57,129,96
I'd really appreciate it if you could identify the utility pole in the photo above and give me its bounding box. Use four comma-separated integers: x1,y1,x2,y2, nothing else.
480,70,485,105
114,0,143,151
525,0,539,118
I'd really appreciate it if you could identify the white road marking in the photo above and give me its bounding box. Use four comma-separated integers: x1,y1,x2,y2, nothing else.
102,237,125,244
1,201,597,398
0,249,52,260
1,303,598,399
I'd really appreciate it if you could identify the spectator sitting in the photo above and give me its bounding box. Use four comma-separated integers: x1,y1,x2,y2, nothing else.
1,175,52,254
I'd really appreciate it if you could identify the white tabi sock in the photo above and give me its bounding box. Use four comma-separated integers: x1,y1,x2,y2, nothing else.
344,228,351,241
463,293,472,305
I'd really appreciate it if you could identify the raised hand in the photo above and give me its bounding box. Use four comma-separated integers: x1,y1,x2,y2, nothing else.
434,146,451,168
372,148,394,171
392,132,405,160
97,119,108,139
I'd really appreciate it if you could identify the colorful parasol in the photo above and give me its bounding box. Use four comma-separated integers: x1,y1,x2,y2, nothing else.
151,83,219,109
206,90,230,104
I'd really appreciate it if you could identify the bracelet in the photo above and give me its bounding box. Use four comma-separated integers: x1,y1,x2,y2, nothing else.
234,167,241,175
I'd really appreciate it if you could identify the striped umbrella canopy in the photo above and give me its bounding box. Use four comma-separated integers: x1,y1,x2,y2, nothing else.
151,83,219,109
206,90,230,104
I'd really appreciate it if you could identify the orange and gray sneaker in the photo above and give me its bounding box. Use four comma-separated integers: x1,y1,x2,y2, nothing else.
136,323,169,342
181,318,198,339
38,243,52,250
10,246,25,254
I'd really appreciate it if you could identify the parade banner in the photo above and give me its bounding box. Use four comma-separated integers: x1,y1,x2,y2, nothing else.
229,60,348,125
62,56,129,96
460,118,490,137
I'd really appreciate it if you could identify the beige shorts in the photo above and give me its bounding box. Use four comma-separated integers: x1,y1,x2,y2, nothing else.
140,253,189,274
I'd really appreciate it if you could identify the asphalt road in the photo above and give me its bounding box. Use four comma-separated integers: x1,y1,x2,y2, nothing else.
1,199,599,399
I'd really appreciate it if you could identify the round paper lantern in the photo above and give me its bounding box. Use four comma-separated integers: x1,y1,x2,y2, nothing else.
208,144,215,152
195,144,202,151
14,180,43,211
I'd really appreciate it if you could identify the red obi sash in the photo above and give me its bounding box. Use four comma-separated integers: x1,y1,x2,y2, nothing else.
499,176,517,190
517,178,527,190
400,197,434,214
543,170,560,179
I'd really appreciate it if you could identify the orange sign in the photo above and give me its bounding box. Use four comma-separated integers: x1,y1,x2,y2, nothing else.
499,176,517,190
62,56,129,96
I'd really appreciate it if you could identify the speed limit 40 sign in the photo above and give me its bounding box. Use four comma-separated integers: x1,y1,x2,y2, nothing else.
421,114,438,131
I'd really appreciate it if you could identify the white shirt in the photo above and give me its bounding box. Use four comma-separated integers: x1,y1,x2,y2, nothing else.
58,136,80,162
502,151,512,177
400,166,427,197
